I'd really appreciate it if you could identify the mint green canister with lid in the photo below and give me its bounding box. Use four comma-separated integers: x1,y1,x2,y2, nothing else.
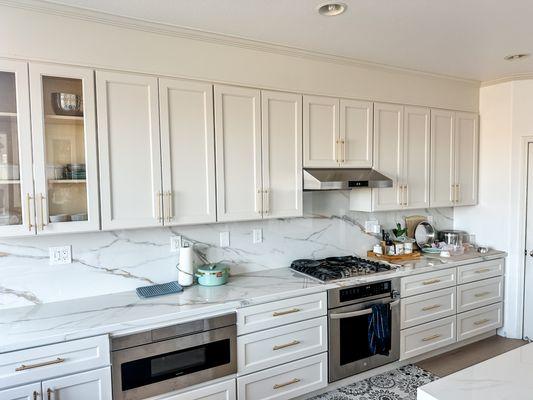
195,263,230,286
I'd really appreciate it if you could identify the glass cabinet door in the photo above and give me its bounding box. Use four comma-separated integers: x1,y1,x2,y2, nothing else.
30,63,99,233
0,60,35,236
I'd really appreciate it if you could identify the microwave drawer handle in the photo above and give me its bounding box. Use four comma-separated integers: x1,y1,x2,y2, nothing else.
15,357,65,372
330,299,399,319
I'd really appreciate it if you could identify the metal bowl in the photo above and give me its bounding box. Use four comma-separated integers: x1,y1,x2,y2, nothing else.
414,221,436,249
51,92,83,116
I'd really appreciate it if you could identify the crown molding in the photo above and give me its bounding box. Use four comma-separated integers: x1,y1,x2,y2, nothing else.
481,73,533,87
0,0,480,85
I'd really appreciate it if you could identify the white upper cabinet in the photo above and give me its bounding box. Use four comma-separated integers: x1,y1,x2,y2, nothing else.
261,90,302,219
402,106,430,209
372,103,403,210
340,99,373,167
430,109,478,207
96,71,162,230
303,95,339,167
0,59,34,237
214,85,262,222
159,78,216,225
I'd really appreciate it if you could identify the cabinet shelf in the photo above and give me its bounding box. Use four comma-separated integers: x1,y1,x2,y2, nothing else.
45,114,84,125
48,179,86,184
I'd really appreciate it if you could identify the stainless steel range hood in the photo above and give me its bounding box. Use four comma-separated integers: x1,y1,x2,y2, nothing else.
303,168,393,191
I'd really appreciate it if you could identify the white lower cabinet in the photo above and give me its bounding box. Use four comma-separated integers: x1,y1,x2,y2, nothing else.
237,353,327,400
457,303,503,341
400,287,456,329
0,383,41,400
456,276,503,313
42,367,111,400
154,379,236,400
400,316,457,360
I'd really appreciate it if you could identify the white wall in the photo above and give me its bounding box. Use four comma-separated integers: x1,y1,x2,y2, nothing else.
0,2,479,111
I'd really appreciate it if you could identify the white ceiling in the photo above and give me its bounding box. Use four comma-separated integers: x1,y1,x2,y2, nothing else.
43,0,533,81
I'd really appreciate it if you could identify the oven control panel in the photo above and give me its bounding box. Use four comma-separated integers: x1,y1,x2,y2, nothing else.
339,281,391,303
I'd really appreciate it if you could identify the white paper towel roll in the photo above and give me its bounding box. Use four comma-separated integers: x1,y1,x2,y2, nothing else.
177,246,195,286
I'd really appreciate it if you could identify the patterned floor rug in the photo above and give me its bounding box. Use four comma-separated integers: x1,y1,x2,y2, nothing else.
308,365,438,400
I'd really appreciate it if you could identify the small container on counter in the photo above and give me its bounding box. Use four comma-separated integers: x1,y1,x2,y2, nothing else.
404,241,414,254
373,244,383,255
394,242,404,255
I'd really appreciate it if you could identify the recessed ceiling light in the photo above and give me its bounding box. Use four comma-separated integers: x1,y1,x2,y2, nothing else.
504,53,530,61
318,3,347,16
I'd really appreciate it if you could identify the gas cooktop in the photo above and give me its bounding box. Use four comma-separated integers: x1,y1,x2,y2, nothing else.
290,256,397,282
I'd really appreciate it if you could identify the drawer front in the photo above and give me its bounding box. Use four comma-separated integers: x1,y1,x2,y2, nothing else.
237,292,327,335
400,316,456,360
237,353,327,400
457,258,504,284
153,379,236,400
457,303,503,341
400,287,456,329
457,276,503,313
401,268,457,297
0,335,110,388
238,317,327,375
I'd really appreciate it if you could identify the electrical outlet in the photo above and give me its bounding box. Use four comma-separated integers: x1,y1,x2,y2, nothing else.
170,236,182,252
426,215,434,224
220,231,230,247
253,229,262,244
49,246,72,265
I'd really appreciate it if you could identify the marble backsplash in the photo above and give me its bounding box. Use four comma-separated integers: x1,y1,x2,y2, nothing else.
0,192,453,310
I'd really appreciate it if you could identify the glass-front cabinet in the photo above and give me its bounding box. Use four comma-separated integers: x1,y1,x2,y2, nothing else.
0,60,35,236
29,63,99,233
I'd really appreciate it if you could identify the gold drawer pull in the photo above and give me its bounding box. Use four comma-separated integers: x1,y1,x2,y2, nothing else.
474,291,491,298
33,391,38,400
422,279,441,285
16,357,65,371
273,308,301,317
273,378,301,389
422,304,442,311
422,334,442,342
474,318,491,326
47,388,52,400
273,340,300,351
474,268,491,274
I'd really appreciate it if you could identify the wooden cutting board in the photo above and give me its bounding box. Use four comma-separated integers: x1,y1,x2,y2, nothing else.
405,215,427,238
367,250,421,262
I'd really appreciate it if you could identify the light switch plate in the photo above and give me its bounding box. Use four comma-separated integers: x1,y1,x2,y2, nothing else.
253,229,262,244
49,246,72,265
170,236,182,252
220,231,230,247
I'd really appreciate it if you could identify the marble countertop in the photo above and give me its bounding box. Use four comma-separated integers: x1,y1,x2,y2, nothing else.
417,342,533,400
0,250,506,354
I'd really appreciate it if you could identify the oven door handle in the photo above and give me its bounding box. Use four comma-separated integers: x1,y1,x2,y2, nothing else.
330,299,400,320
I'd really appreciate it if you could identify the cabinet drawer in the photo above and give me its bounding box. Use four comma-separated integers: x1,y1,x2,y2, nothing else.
237,353,327,400
401,268,456,297
238,317,327,375
457,259,504,284
457,303,503,341
400,287,456,329
0,335,110,388
457,276,503,313
400,316,456,360
237,293,327,335
151,379,236,400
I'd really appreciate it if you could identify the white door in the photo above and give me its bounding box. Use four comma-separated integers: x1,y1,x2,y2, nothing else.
303,95,339,167
29,63,99,234
524,143,533,340
96,71,163,230
0,59,35,236
261,90,302,219
339,99,373,167
42,367,112,400
159,78,216,225
214,85,262,222
430,109,455,207
403,106,430,209
0,383,41,400
372,103,403,211
455,112,478,206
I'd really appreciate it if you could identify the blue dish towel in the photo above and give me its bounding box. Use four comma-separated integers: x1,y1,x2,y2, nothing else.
368,303,391,356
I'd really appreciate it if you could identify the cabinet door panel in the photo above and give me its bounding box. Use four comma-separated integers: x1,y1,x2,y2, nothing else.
373,103,402,210
159,78,216,225
303,95,339,167
403,106,430,209
430,109,455,207
97,71,162,230
215,85,262,221
0,383,40,400
455,112,478,206
340,99,373,167
42,367,111,400
261,91,302,219
0,60,35,236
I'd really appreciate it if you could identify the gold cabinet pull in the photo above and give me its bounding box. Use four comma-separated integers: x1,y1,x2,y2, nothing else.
422,279,441,285
26,193,34,231
273,378,300,390
38,193,47,230
474,318,491,326
404,184,408,206
475,268,491,274
474,291,491,298
33,391,39,400
256,188,262,214
422,334,442,342
456,183,461,203
16,357,65,371
272,308,301,317
273,340,300,351
46,388,52,400
155,192,163,223
164,191,173,223
335,139,340,163
422,304,442,311
340,139,345,163
263,189,270,215
451,184,455,203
